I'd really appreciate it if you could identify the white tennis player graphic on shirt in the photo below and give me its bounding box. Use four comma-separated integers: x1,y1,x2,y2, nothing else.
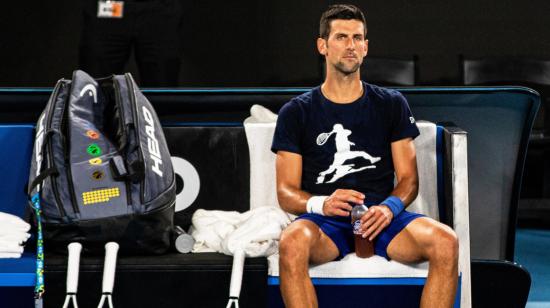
316,123,381,184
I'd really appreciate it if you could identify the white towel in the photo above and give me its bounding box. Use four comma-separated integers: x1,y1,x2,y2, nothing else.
0,244,24,254
244,105,279,212
244,105,279,209
406,121,440,220
191,206,290,256
191,209,244,253
222,206,290,257
244,105,298,224
0,232,31,245
248,104,278,123
0,212,31,233
0,252,22,258
0,213,31,259
243,122,278,210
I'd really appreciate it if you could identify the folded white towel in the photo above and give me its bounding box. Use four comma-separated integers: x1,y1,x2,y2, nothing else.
248,104,278,123
0,252,22,259
0,212,31,233
0,232,31,245
0,225,31,236
0,244,24,254
243,105,297,221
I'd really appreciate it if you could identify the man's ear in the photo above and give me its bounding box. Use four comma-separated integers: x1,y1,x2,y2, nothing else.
317,38,327,55
363,39,369,58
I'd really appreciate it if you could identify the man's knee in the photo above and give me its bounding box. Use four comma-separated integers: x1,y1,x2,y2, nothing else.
427,223,459,264
279,223,316,264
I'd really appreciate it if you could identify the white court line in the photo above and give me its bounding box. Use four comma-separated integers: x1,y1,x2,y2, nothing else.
526,301,550,308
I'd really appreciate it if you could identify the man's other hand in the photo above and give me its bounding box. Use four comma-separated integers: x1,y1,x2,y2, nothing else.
360,205,393,241
323,189,364,216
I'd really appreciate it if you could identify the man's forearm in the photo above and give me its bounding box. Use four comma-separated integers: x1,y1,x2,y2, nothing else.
388,176,419,208
277,185,313,216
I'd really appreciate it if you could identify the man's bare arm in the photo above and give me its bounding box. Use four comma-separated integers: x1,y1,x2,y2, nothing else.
389,137,419,206
275,151,311,215
360,137,419,240
276,150,364,216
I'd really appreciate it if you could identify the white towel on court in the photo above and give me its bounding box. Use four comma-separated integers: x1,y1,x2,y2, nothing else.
0,232,31,245
0,244,24,254
0,211,31,233
0,252,23,258
0,211,31,258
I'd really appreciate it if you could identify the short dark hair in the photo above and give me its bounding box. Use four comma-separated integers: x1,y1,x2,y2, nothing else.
319,4,367,40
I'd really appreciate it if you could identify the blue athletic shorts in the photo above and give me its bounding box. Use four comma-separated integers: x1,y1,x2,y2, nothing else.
296,206,424,260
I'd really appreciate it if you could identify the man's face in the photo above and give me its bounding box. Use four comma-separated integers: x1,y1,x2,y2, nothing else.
318,19,368,75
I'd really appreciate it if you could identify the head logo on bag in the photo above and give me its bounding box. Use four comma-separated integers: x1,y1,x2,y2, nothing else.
142,106,163,177
79,84,97,103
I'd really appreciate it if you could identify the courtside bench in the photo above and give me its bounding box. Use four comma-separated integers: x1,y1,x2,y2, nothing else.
0,120,469,308
0,86,538,307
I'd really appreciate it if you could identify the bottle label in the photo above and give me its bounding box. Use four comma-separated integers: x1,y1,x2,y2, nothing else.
353,220,362,235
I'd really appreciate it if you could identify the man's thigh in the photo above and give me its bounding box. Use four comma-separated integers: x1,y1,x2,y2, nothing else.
386,216,452,263
283,219,340,264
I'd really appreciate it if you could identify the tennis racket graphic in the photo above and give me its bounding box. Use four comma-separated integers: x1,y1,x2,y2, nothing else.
316,131,335,145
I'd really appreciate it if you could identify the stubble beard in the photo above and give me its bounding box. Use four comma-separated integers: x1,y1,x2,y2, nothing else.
333,61,361,76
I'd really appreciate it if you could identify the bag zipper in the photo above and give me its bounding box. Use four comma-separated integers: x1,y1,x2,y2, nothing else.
44,81,67,219
62,81,84,216
125,73,145,204
113,78,132,206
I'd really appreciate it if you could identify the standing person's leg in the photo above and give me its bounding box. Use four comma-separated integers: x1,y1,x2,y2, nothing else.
134,0,183,87
79,1,133,77
385,216,459,308
279,219,340,308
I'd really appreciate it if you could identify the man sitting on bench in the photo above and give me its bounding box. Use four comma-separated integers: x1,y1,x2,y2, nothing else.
271,4,459,308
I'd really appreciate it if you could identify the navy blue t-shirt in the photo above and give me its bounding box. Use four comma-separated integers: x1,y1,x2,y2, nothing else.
271,82,420,203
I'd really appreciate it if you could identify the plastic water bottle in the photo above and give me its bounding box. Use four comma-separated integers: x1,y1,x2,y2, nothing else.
351,204,374,258
174,226,195,253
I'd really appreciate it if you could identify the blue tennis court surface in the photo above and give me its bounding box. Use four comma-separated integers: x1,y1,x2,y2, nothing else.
516,228,550,307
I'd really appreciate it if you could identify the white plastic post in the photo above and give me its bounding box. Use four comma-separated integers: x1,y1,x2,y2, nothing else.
63,242,82,308
226,249,245,308
97,242,119,308
66,242,82,294
101,242,119,294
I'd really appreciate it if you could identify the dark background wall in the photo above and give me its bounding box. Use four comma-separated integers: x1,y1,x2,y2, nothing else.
2,0,550,87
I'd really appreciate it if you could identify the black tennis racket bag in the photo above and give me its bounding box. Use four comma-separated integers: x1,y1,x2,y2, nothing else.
28,70,175,254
